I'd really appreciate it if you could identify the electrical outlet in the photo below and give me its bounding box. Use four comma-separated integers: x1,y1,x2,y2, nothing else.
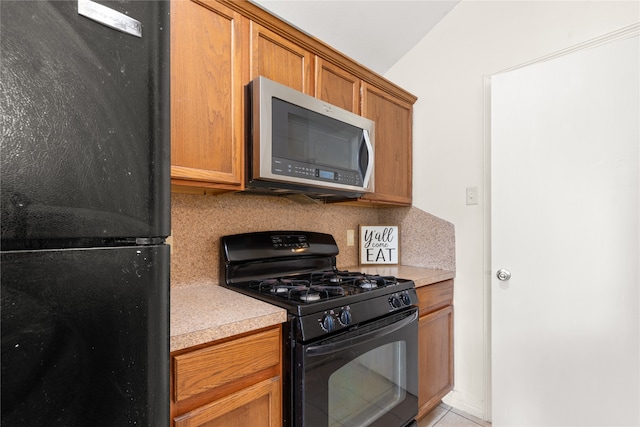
466,187,479,205
346,229,355,246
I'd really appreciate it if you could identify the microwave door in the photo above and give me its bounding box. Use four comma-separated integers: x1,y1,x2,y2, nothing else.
252,76,375,197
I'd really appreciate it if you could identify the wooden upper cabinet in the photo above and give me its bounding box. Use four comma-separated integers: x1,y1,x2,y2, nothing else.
170,0,416,202
361,82,413,205
315,58,360,114
250,22,314,95
170,0,247,192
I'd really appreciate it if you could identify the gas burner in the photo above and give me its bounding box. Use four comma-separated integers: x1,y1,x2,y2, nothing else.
358,279,378,290
258,278,310,297
271,284,308,295
294,285,346,303
299,292,321,302
310,271,343,284
255,277,349,303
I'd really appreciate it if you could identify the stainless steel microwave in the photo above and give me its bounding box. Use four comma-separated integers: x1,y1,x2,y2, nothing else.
248,76,374,199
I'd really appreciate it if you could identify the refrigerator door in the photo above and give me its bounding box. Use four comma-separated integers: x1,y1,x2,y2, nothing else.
1,245,170,426
0,0,170,246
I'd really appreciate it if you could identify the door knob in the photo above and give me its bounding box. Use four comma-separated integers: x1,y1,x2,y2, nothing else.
496,268,511,281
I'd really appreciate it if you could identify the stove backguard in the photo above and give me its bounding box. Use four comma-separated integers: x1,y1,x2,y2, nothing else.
221,231,339,286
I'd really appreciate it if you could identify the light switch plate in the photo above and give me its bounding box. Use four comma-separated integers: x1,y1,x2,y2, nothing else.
466,187,479,205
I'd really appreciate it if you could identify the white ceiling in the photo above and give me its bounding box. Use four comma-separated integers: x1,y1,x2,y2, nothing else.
251,0,461,75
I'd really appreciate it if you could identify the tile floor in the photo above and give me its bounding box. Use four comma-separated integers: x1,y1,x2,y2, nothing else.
418,403,491,427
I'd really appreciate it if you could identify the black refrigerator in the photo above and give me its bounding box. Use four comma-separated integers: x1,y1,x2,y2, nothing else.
1,1,170,426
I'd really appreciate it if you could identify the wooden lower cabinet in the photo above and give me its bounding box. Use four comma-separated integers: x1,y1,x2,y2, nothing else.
416,280,454,420
170,325,282,427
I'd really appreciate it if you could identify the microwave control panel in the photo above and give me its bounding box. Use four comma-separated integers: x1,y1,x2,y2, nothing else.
272,158,362,186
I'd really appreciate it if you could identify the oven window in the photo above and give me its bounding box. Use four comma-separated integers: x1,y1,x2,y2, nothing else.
328,341,407,427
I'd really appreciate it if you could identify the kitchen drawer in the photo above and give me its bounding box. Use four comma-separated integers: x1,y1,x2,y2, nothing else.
416,279,453,316
173,327,281,403
174,377,281,427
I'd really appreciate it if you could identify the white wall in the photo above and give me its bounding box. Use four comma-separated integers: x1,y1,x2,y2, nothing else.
385,1,640,420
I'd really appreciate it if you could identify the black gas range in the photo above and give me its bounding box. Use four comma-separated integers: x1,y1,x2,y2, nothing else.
221,231,419,427
220,230,417,342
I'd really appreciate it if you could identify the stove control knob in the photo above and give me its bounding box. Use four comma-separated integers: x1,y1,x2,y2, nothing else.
401,292,412,306
321,314,335,332
390,295,402,309
338,309,352,326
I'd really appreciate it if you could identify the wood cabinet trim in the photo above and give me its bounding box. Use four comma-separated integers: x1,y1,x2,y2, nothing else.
171,165,242,185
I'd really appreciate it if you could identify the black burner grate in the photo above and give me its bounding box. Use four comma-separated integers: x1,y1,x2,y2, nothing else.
249,270,401,304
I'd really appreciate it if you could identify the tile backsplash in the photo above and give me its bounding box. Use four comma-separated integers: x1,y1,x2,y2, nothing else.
170,192,455,287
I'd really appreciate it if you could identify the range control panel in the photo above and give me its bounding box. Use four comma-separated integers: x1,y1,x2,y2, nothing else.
296,287,418,342
271,234,309,249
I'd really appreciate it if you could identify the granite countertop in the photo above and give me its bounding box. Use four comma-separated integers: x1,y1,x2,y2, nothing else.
170,266,454,352
170,283,287,352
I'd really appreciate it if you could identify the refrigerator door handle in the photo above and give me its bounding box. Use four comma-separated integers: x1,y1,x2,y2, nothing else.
78,0,142,38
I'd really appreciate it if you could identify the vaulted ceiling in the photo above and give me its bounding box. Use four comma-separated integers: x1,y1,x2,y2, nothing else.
251,0,461,75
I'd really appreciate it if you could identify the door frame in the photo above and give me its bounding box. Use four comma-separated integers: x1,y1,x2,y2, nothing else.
481,22,640,422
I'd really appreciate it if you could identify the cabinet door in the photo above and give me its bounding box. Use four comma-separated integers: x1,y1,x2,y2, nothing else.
361,82,413,205
173,377,281,427
250,22,314,95
171,0,247,191
315,58,360,114
418,305,454,416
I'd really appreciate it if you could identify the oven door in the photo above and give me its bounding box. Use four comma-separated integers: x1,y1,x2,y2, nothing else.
295,308,418,427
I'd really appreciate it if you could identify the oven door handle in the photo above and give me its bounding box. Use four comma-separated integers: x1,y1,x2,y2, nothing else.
305,310,418,356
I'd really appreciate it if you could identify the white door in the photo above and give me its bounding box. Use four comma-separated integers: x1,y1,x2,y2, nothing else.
491,35,639,426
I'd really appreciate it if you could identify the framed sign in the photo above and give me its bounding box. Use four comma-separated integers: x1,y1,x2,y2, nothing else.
359,225,399,265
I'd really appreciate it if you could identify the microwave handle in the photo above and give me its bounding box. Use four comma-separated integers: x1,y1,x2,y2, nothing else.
361,129,374,188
